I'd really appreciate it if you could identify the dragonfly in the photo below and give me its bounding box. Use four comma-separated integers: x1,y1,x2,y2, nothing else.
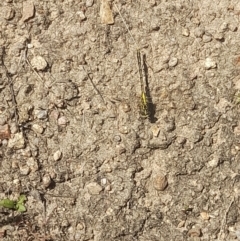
137,50,151,119
114,3,154,121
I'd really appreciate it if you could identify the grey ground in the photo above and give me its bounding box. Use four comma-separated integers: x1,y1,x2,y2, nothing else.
0,0,240,240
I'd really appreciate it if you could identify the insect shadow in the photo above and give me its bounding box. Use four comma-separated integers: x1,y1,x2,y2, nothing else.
142,54,157,123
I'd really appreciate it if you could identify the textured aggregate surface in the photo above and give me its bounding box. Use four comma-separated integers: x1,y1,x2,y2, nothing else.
0,0,240,240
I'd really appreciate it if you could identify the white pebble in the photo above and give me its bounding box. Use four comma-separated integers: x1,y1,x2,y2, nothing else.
77,11,86,21
168,57,178,67
42,174,52,188
34,109,48,119
86,0,94,7
101,178,107,186
182,28,190,36
13,179,20,185
205,58,217,69
53,150,62,161
31,56,48,71
32,124,44,134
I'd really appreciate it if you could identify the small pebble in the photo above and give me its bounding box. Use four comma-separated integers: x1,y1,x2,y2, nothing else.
0,124,11,139
11,160,19,169
200,211,210,220
161,54,170,64
168,57,178,67
118,125,129,134
105,185,111,191
35,109,48,119
148,136,173,150
21,1,35,22
86,0,94,7
32,124,44,134
10,123,18,134
100,0,114,24
86,182,103,195
21,147,32,157
68,226,74,235
188,227,201,237
77,11,86,21
151,19,160,31
121,103,131,113
177,220,185,228
219,22,228,32
229,24,237,32
53,150,62,161
151,125,160,137
31,56,48,71
208,157,219,168
214,32,224,41
116,145,126,155
165,119,175,132
8,132,25,149
27,43,33,49
202,34,212,43
26,157,39,172
81,101,91,110
49,110,59,120
13,179,20,185
194,27,205,38
19,164,30,175
101,178,107,186
153,174,168,191
100,164,112,173
113,135,121,142
77,222,85,230
205,58,217,69
2,139,8,146
182,28,190,36
42,174,52,188
195,183,204,192
4,7,15,20
149,0,156,7
50,10,60,20
58,116,68,126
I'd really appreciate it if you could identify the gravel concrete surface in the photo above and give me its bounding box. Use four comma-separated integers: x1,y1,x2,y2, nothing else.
0,1,240,240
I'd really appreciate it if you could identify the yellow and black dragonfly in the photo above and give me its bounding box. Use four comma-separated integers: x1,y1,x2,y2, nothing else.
136,50,154,121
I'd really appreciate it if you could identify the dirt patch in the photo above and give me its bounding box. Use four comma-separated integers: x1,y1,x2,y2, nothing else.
0,0,240,240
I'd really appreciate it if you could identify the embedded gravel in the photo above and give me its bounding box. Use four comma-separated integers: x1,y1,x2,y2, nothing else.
0,1,240,241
